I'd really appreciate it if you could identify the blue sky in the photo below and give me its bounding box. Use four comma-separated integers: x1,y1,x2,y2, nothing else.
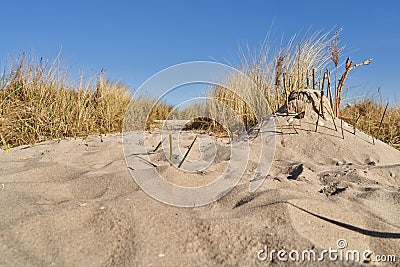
1,1,399,105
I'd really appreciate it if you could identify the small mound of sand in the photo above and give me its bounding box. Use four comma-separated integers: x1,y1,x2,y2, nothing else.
0,92,399,265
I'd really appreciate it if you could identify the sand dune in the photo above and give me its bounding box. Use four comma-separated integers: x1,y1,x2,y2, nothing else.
1,95,400,266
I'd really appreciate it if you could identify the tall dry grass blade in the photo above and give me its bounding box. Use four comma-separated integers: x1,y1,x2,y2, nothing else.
336,57,372,117
353,113,362,134
169,133,173,166
340,119,345,139
0,134,9,152
312,68,316,89
326,70,334,112
325,70,338,131
315,71,327,132
283,72,289,115
153,137,166,153
320,71,326,119
178,135,197,168
377,102,389,135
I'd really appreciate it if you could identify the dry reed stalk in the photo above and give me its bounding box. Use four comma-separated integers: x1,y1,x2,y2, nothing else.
340,119,344,139
326,70,334,111
315,72,326,132
169,133,173,166
178,135,197,168
283,72,289,115
368,115,375,145
312,68,316,89
334,84,338,117
325,70,338,131
377,102,389,135
297,43,301,90
275,55,285,88
336,57,352,116
295,71,301,114
329,29,341,117
353,113,362,134
320,71,326,119
153,137,166,152
315,104,321,132
336,58,372,117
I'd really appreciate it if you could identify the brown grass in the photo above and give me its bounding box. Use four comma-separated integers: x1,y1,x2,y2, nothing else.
2,32,398,152
341,99,400,149
0,52,131,148
124,96,174,131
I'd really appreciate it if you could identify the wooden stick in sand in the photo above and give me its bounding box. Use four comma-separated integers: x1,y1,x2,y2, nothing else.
283,72,289,116
178,135,197,168
315,72,326,132
320,71,326,119
340,119,345,139
169,133,173,166
353,113,362,135
326,70,338,131
153,137,166,152
377,102,389,136
369,116,375,145
312,68,316,89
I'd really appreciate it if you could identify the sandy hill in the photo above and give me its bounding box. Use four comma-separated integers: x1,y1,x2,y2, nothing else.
0,90,399,266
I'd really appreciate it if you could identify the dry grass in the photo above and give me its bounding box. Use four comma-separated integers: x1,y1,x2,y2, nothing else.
341,99,400,149
206,29,400,150
208,30,336,130
2,32,398,152
124,96,173,131
0,52,131,148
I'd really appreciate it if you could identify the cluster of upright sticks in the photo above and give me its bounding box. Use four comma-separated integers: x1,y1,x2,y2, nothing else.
279,55,387,147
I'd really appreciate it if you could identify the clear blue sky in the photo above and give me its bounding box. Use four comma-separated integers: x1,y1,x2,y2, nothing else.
1,1,399,104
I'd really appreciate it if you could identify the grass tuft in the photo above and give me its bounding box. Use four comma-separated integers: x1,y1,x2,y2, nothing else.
341,99,400,149
208,30,336,130
0,52,131,148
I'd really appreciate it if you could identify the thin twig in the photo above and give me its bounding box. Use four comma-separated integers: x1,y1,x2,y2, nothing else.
312,68,316,89
315,95,322,132
369,115,375,145
169,133,173,166
326,70,334,112
283,72,289,115
336,57,352,116
153,137,166,152
178,135,197,168
320,72,326,119
340,119,344,139
326,71,337,131
353,113,362,135
377,102,389,136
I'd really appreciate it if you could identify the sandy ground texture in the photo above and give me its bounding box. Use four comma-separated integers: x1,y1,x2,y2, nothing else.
1,92,400,266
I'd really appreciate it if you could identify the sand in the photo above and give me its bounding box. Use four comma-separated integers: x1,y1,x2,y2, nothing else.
1,98,400,266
